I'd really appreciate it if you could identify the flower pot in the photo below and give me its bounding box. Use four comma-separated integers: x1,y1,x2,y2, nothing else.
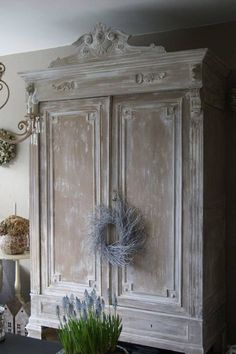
56,345,128,354
0,234,27,255
114,345,129,353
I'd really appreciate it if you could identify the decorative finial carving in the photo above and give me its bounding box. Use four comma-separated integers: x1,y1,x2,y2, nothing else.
49,23,166,67
73,23,129,58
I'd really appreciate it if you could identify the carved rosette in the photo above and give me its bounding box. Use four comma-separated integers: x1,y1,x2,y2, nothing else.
50,23,166,67
121,107,133,120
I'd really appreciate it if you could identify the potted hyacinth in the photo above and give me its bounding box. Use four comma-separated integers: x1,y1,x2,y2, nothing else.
56,289,128,354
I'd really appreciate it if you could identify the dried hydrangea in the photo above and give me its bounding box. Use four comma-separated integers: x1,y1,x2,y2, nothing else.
0,129,16,166
0,215,29,237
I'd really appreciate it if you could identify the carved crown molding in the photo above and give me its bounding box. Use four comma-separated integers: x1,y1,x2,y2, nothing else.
49,23,166,67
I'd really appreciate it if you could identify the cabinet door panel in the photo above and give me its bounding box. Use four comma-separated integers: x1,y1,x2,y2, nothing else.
40,97,110,294
112,92,183,312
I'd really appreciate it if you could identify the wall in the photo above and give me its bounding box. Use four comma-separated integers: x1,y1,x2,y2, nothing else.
0,20,236,344
0,45,75,303
131,20,236,69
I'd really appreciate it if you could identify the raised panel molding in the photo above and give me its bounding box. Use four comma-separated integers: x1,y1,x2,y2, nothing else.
113,94,183,313
40,98,110,297
24,25,227,353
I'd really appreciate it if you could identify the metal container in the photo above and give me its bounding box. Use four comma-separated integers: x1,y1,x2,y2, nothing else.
0,306,5,342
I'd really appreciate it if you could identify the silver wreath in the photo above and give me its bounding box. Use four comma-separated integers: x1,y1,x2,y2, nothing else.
89,195,146,266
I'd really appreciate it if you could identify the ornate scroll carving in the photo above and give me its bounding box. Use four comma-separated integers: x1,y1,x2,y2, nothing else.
191,64,202,82
190,89,202,117
52,80,77,92
49,23,166,67
135,71,167,85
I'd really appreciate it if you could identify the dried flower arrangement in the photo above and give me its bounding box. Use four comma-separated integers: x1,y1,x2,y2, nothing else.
0,215,29,254
88,195,146,267
56,289,126,354
0,129,16,166
0,215,29,237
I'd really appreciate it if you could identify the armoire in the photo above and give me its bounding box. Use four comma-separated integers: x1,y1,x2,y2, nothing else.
20,24,229,354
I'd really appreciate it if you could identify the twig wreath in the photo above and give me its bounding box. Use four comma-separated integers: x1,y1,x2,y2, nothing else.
0,129,16,166
89,194,146,267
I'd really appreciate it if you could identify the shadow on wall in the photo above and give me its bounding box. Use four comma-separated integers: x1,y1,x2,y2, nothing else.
130,21,236,70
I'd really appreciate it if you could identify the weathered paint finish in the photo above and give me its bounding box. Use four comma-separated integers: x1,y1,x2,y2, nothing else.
22,25,229,354
39,97,110,295
112,92,183,310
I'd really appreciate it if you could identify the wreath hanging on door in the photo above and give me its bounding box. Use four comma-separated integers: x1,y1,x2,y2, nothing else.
88,194,146,267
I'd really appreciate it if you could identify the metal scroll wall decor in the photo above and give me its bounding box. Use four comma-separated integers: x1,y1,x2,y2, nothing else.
0,63,40,144
0,63,10,110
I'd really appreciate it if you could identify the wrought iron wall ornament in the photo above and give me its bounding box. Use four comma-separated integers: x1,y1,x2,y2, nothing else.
0,63,10,110
0,64,40,144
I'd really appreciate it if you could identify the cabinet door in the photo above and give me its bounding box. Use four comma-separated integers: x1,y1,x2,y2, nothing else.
40,97,110,296
112,92,186,315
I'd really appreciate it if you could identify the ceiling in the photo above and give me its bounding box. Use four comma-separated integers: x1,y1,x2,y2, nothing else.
1,0,236,56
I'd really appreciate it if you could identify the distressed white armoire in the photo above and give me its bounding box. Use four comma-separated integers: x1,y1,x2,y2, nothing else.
20,24,229,354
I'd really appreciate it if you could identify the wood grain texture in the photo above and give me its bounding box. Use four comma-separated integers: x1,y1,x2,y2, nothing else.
22,26,228,353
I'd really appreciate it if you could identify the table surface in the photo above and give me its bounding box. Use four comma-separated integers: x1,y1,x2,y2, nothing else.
0,334,179,354
0,251,30,260
0,334,62,354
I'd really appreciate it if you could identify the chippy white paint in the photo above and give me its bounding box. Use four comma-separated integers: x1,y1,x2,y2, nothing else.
20,24,228,353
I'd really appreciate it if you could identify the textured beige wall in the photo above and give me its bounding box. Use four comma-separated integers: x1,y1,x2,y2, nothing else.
0,45,76,303
0,20,236,344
